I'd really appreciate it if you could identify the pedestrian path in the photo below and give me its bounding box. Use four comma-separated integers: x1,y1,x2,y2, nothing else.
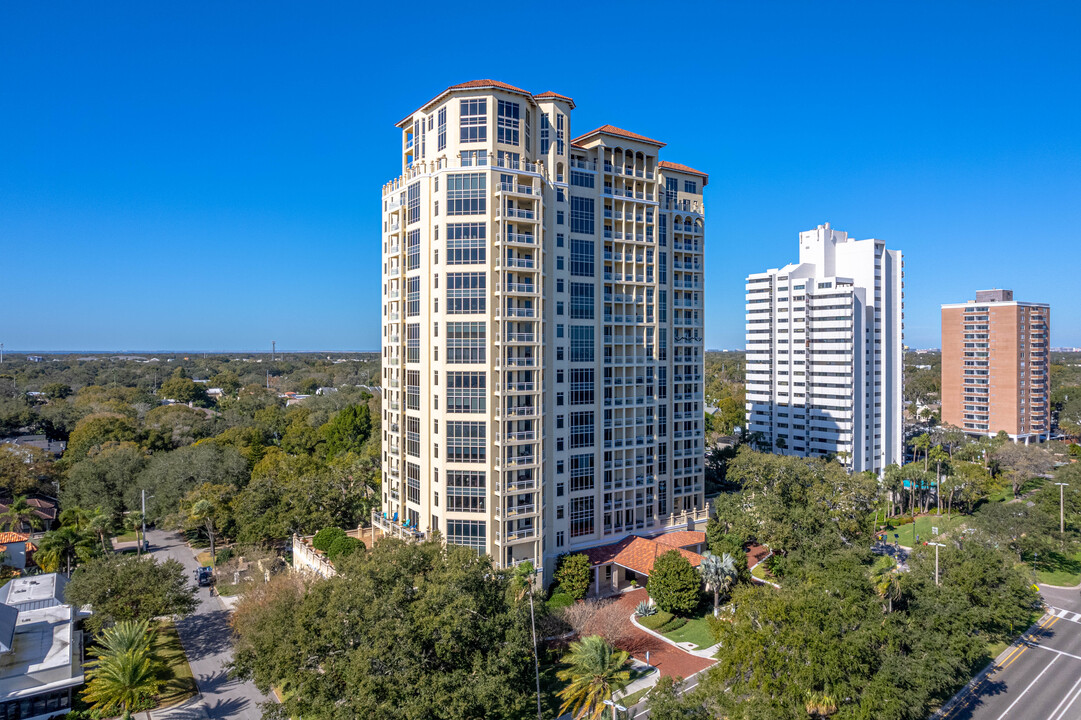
1047,606,1081,625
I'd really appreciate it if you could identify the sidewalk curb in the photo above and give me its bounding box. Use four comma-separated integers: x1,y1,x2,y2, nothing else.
629,613,719,659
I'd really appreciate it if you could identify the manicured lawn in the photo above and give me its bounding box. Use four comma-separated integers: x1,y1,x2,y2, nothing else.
751,562,774,582
196,551,215,567
1033,549,1081,586
114,530,139,543
152,620,197,707
662,615,716,650
620,684,651,708
882,513,967,545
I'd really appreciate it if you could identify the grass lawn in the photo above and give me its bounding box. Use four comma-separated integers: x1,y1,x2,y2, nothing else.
883,513,967,545
152,620,198,707
620,684,651,708
662,614,717,650
1033,549,1081,586
196,551,215,567
113,530,139,543
751,562,774,582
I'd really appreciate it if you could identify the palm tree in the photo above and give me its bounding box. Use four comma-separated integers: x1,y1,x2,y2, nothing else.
59,506,91,532
82,624,164,720
699,551,738,614
805,691,838,717
36,526,96,576
1,496,43,533
87,510,114,554
870,561,902,613
125,511,145,556
556,635,631,720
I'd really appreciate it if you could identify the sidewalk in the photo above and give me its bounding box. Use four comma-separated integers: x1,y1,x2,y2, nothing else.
610,589,716,678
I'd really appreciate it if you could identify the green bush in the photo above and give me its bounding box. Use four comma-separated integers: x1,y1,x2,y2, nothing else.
313,527,347,552
327,535,364,561
546,592,574,610
635,600,657,616
639,610,674,630
215,547,235,565
659,617,687,632
647,550,701,615
554,553,591,600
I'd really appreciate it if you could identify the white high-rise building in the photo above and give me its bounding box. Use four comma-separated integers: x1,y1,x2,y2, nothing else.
377,80,709,586
744,223,903,474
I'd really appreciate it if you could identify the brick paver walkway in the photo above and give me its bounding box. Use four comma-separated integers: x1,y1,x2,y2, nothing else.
610,588,715,678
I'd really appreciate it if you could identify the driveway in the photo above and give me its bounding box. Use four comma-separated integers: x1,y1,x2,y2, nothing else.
148,529,272,720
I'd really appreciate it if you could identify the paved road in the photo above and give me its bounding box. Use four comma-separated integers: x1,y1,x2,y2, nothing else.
629,669,706,719
937,584,1081,720
148,530,272,720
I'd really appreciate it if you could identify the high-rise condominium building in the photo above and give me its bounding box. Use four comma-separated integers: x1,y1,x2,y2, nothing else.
745,223,903,474
941,289,1050,441
377,80,707,583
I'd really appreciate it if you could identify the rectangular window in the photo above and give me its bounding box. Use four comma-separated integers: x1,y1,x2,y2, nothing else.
570,325,594,362
684,180,697,194
556,113,565,155
437,107,446,150
525,108,531,153
497,100,520,146
570,454,594,492
407,276,420,317
447,173,486,215
406,370,420,410
446,223,486,264
570,196,595,235
406,462,420,503
570,496,594,537
446,519,486,553
447,421,486,463
570,171,594,188
407,182,420,225
570,238,594,277
570,282,594,319
570,411,594,449
407,323,420,363
446,472,486,512
459,99,487,143
570,368,595,405
446,272,486,314
446,372,486,413
540,113,550,154
407,418,420,458
406,229,420,271
446,322,486,363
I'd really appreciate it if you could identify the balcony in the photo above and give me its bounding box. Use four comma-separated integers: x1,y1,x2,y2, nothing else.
503,307,536,318
498,182,534,195
498,233,537,246
503,257,535,269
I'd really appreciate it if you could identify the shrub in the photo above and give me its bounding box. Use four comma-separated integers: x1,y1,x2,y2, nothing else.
216,547,235,566
639,610,674,630
327,535,364,561
313,527,347,553
647,550,701,615
635,600,657,617
554,553,592,600
546,592,574,610
659,617,687,632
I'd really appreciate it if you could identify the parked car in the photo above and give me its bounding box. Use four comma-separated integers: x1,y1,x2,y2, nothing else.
195,566,214,587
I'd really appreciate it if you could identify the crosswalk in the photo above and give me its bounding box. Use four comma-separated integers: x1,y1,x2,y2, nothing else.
1047,607,1081,625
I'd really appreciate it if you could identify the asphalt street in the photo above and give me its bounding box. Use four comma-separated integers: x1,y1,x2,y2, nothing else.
938,584,1081,720
148,529,272,720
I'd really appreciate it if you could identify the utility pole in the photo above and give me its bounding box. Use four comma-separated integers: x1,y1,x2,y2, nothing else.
529,588,542,720
141,489,151,549
929,542,946,586
1054,483,1069,534
272,340,276,362
1,342,4,363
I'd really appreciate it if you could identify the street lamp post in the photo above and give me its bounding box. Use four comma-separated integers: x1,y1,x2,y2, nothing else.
929,542,946,586
1054,483,1069,535
603,697,628,720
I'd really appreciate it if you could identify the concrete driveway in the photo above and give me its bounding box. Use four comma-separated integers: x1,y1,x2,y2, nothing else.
148,529,272,720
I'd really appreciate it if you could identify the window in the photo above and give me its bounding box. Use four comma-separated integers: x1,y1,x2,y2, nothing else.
556,324,564,339
556,301,564,316
461,149,487,167
437,107,446,150
407,182,420,225
570,283,594,319
407,418,420,458
406,276,420,317
406,462,420,503
406,229,420,271
540,113,550,154
556,113,565,155
570,238,594,277
525,108,531,152
446,322,486,363
570,171,594,188
459,99,487,143
570,196,594,235
557,233,565,248
570,454,594,492
570,326,594,362
446,471,486,512
556,278,564,293
446,372,486,413
557,210,564,225
447,173,486,215
570,411,594,448
407,323,420,363
570,496,593,537
570,368,594,405
447,519,486,553
497,100,520,146
446,272,486,313
684,180,697,194
447,421,486,462
659,213,666,246
406,370,420,410
446,223,486,264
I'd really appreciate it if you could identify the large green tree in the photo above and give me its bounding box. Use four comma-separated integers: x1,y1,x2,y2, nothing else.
62,442,147,519
321,403,373,457
133,442,248,522
648,550,700,615
230,538,535,720
66,554,198,634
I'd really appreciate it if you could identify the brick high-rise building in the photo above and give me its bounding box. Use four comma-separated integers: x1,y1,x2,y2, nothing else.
376,80,708,587
941,290,1050,441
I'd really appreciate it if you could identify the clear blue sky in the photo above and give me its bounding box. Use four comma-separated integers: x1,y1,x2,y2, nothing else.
2,1,1078,352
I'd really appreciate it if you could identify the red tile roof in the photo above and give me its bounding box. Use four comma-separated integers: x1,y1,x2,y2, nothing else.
571,124,666,148
399,79,537,127
0,531,30,544
654,530,706,550
582,535,703,576
658,160,709,183
532,91,576,108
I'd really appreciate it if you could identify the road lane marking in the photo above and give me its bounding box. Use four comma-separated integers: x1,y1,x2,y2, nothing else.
1032,644,1081,662
1047,607,1081,625
995,655,1059,720
1046,671,1081,720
